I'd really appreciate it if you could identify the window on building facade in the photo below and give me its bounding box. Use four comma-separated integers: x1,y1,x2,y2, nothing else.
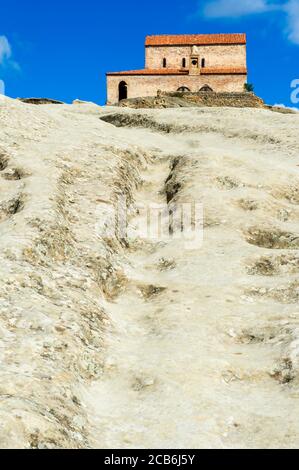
182,58,186,68
177,86,190,92
201,58,206,68
118,81,128,101
163,58,167,68
199,84,213,92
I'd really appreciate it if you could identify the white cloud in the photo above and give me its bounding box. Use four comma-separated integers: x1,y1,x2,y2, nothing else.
273,103,299,111
0,36,12,64
284,0,299,44
202,0,299,45
203,0,280,18
0,35,20,72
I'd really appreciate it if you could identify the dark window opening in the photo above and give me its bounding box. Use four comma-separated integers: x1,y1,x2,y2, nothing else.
163,58,167,68
199,84,213,92
201,58,206,68
118,81,128,101
177,86,190,92
182,58,186,68
191,59,198,67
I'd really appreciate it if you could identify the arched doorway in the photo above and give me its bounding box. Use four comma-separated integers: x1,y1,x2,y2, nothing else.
199,85,213,92
119,81,128,101
177,86,191,92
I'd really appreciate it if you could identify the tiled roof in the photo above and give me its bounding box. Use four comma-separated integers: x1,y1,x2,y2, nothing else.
106,67,247,76
106,69,189,76
201,67,247,75
145,34,246,46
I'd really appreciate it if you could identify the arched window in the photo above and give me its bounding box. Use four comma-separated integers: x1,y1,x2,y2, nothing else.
182,58,186,68
201,58,206,68
118,81,128,101
199,84,213,92
177,86,191,92
163,58,167,68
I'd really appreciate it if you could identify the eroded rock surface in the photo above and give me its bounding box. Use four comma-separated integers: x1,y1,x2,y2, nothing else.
0,96,299,448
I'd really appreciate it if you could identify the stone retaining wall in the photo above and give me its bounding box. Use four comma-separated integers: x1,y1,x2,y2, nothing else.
119,92,265,109
160,91,265,108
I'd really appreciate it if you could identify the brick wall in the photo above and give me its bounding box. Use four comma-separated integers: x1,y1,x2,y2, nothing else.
145,44,247,70
106,74,247,104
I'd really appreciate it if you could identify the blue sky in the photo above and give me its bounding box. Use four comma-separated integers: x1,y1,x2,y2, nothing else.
0,0,298,107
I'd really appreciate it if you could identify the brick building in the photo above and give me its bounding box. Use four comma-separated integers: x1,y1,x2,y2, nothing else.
106,33,248,104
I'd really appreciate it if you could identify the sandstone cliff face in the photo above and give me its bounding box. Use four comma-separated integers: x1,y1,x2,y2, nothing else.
0,96,299,448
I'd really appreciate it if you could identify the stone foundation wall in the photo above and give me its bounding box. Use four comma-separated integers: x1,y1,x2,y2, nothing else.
118,92,265,109
161,91,265,108
106,74,247,104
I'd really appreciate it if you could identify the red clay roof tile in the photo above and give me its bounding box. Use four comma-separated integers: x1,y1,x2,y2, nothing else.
106,67,247,76
106,69,189,76
145,34,246,46
201,67,247,74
